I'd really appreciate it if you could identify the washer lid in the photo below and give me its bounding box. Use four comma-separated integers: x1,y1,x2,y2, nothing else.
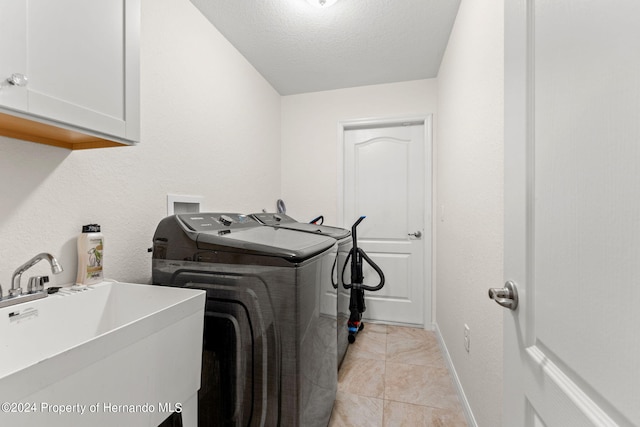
196,227,335,262
177,213,336,262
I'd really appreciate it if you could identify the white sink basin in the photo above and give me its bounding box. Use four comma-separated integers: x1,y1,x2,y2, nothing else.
0,281,205,427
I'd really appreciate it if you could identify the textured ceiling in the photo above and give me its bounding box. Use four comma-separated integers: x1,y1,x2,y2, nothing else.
189,0,461,95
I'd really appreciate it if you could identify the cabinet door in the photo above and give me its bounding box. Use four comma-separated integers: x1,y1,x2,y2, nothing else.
0,1,28,111
26,0,139,142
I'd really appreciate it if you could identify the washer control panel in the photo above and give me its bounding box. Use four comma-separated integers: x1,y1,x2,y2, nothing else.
251,213,297,226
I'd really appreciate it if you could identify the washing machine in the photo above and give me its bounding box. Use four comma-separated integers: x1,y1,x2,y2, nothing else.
151,213,338,427
250,213,352,369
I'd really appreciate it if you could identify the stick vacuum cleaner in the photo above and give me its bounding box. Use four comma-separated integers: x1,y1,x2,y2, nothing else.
342,216,385,344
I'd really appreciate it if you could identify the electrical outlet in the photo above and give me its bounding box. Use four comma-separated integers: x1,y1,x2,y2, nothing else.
464,324,470,353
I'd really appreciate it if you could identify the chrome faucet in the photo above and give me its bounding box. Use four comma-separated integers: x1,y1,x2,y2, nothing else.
10,253,63,297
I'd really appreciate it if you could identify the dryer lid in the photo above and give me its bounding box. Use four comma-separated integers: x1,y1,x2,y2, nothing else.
251,213,351,240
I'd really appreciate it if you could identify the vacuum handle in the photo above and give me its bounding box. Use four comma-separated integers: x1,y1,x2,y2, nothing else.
351,216,366,234
310,215,324,225
351,216,366,252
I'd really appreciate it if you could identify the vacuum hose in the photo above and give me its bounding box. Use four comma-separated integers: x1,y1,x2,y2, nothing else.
341,216,385,344
341,216,385,291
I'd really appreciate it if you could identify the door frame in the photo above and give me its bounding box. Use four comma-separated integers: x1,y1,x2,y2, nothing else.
336,115,434,328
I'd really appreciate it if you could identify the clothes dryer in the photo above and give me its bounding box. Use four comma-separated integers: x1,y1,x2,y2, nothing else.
250,213,352,369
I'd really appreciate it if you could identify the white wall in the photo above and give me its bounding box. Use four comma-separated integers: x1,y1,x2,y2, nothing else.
0,0,281,287
435,0,504,426
280,79,437,224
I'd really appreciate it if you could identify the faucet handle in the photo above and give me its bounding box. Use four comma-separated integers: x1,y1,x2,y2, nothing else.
9,287,23,297
27,276,49,293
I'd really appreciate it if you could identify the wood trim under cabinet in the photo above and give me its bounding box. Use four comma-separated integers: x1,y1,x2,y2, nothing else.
0,112,130,150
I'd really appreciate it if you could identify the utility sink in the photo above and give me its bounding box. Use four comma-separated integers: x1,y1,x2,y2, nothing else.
0,281,205,427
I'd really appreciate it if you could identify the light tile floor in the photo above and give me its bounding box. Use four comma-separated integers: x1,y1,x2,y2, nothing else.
329,323,468,427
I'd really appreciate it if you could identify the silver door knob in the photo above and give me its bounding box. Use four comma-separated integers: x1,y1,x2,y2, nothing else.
7,73,28,87
488,281,518,310
408,230,422,238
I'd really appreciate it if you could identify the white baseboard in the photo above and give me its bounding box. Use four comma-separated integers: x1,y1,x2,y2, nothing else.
432,322,478,427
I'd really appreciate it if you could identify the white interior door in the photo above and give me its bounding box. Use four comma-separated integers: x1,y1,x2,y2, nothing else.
342,119,430,326
502,0,640,425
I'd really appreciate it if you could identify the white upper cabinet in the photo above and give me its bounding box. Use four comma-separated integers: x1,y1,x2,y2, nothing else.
0,1,28,112
0,0,140,148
